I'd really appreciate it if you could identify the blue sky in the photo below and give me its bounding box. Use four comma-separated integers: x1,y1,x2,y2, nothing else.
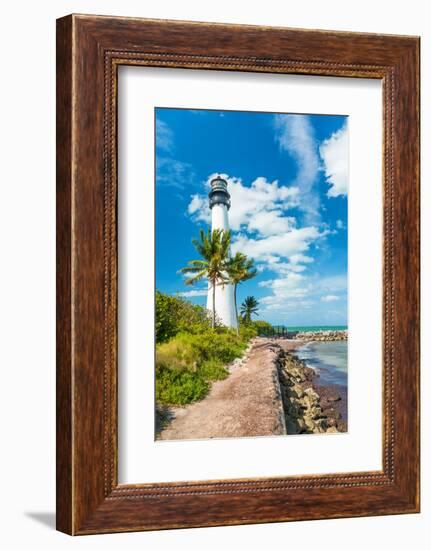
155,107,348,326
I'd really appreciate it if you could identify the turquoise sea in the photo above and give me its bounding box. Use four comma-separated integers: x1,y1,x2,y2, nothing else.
294,341,348,387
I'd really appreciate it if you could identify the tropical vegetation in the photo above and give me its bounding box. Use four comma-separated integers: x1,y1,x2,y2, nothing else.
155,292,257,405
226,252,257,333
156,229,262,406
180,228,231,328
240,296,260,324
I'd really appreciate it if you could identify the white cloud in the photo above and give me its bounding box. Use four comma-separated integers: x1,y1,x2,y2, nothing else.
274,114,320,223
247,210,296,236
260,272,305,287
188,194,211,222
290,253,314,264
177,289,207,298
321,294,340,302
320,123,349,198
260,296,315,311
156,119,174,152
187,174,329,313
259,273,313,314
185,159,347,321
155,118,198,190
187,174,299,235
260,273,310,298
157,157,194,190
259,273,347,316
188,173,329,290
231,226,324,263
336,219,345,229
317,274,348,293
267,262,307,275
260,281,315,312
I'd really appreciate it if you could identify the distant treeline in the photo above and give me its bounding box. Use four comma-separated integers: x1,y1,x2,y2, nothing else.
255,325,348,338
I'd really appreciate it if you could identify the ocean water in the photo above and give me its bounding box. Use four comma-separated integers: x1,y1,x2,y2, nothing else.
294,341,348,387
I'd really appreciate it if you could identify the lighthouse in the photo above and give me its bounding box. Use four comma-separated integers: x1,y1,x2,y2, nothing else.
206,177,238,329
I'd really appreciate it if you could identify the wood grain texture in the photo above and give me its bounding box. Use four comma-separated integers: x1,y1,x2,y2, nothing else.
56,16,73,535
56,14,420,535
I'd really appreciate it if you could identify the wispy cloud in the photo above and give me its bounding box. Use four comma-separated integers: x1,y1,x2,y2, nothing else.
317,274,347,293
273,114,321,224
156,157,195,190
177,289,208,298
290,254,314,264
156,118,174,153
155,119,198,190
321,294,340,302
320,122,348,198
259,271,315,312
258,273,346,316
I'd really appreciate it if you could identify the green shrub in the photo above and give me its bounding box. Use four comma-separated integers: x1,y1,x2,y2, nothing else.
156,367,209,405
155,330,247,405
239,324,258,340
176,331,246,364
156,338,199,372
251,319,272,336
154,291,268,406
252,320,272,330
155,291,211,343
199,359,229,381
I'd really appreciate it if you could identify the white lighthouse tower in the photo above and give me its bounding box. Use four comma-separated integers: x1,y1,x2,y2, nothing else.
206,176,238,329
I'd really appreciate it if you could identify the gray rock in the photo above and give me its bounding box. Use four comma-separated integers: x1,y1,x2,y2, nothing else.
327,395,341,403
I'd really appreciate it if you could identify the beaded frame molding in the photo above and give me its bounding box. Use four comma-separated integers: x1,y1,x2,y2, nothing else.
56,14,420,535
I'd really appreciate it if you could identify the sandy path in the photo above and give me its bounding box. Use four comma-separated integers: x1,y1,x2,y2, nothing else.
157,339,288,441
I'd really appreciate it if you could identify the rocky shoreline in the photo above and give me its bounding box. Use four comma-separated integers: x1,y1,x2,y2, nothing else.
293,329,347,342
273,343,347,434
157,337,347,439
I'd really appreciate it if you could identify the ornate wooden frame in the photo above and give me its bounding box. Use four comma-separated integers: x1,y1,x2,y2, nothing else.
56,14,420,535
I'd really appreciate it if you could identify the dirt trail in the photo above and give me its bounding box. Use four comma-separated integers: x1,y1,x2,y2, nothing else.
157,339,288,441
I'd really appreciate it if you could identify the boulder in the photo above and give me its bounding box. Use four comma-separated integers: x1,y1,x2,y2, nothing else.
304,417,315,430
327,395,341,403
293,385,304,399
322,407,341,420
326,426,339,433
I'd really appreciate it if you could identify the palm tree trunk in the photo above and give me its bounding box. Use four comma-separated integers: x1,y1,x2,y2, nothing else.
234,284,239,335
212,279,216,329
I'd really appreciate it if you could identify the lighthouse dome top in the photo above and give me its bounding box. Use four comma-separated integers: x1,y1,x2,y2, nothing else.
210,176,228,190
209,176,231,210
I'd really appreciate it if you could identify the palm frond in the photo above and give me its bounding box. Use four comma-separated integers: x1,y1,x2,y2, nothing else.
184,271,207,285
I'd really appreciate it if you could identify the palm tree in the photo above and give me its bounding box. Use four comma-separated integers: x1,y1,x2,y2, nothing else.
240,296,260,324
227,253,257,334
180,228,231,328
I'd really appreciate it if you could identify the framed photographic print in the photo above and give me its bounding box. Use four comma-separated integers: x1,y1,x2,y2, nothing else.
56,14,420,534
